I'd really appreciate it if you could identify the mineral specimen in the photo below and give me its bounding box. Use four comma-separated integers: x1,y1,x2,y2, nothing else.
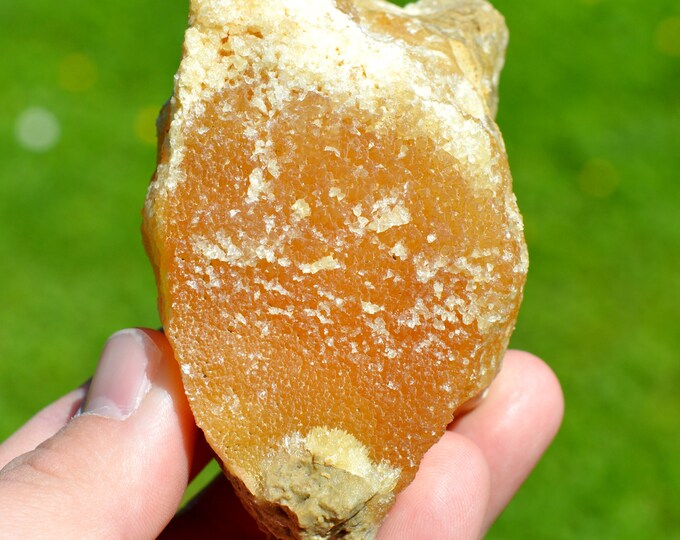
142,0,528,538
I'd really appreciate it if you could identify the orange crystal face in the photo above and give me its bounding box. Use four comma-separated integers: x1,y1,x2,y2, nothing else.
149,85,525,489
142,1,527,535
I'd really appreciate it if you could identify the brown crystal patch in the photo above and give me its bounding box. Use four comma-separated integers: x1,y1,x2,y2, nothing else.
143,0,526,538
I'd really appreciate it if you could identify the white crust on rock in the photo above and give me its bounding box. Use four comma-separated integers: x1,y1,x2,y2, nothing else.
146,0,512,216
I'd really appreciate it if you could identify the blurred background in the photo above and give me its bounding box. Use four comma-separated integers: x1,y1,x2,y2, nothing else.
1,0,678,537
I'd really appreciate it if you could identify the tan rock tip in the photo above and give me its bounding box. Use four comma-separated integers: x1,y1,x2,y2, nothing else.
142,0,528,538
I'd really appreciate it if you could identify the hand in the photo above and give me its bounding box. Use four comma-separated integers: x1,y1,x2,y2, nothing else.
0,329,562,539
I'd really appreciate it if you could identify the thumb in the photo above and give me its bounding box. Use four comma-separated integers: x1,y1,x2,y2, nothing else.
0,328,197,539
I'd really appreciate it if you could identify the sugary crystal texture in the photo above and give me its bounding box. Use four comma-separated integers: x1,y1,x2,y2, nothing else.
143,0,528,538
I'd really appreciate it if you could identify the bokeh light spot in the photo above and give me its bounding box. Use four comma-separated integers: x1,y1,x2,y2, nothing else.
15,107,61,152
134,106,161,146
655,17,680,57
58,53,98,92
578,158,620,198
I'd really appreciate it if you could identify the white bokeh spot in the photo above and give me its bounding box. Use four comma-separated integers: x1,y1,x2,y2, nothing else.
15,107,61,152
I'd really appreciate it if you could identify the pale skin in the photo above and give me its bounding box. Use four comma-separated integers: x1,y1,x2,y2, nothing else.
0,329,563,539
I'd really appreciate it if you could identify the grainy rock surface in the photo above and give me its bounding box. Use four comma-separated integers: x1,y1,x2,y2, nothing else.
143,0,527,538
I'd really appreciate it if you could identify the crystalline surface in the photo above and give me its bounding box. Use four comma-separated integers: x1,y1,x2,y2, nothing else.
143,0,527,538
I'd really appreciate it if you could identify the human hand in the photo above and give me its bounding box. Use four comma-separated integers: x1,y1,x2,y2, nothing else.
0,329,562,539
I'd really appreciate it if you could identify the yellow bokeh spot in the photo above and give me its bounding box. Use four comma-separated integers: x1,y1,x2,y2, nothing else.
655,17,680,57
134,106,161,146
58,53,97,92
578,158,620,198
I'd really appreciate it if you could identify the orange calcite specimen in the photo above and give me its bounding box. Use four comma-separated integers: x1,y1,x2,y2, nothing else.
143,0,527,538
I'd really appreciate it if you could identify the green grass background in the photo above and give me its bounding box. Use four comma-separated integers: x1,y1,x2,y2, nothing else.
1,0,678,537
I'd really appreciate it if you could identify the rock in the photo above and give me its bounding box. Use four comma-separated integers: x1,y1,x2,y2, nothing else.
142,0,527,538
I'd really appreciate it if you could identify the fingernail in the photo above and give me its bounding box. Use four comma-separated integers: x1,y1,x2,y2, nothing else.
81,329,161,420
